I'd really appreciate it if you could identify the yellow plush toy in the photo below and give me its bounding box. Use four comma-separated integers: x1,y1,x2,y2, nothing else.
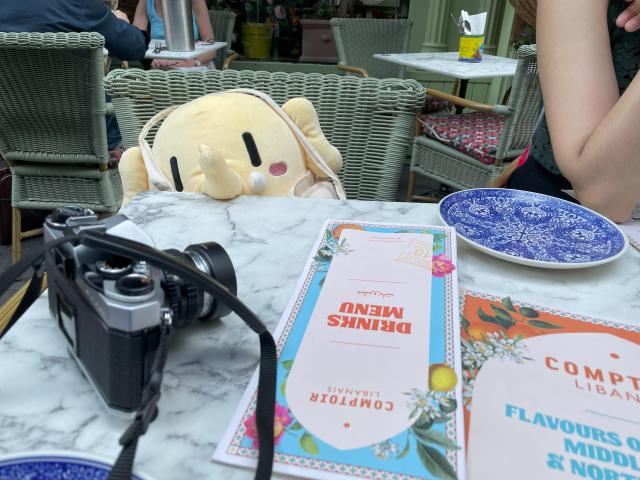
118,89,345,205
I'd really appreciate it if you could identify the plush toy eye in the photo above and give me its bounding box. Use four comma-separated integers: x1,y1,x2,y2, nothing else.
242,132,262,167
170,156,184,192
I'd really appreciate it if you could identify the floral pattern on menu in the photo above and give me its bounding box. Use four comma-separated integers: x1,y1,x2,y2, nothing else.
314,225,456,280
218,220,462,480
461,296,562,414
459,290,640,446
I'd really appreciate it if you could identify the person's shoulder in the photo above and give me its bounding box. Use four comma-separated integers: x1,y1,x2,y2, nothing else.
66,0,109,23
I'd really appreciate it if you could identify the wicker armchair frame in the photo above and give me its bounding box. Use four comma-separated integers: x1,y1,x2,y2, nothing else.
105,68,425,201
0,32,123,261
209,9,238,70
330,18,412,78
407,45,541,196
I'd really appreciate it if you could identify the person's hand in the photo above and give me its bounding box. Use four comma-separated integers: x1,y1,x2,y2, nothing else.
112,9,130,23
152,59,200,69
616,0,640,32
151,58,181,69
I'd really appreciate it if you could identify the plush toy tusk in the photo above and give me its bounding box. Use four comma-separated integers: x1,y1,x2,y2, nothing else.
249,172,266,194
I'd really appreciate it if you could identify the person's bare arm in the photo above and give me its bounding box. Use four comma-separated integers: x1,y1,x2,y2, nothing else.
112,9,129,22
538,0,640,222
133,0,149,32
193,0,216,64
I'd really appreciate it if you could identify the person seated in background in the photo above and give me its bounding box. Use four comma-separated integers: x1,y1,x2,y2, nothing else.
133,0,216,70
0,0,149,65
506,0,640,223
0,0,150,158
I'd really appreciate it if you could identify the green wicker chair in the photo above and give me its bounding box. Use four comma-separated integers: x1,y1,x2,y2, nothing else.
330,18,412,78
407,45,541,199
209,9,238,70
104,69,425,201
0,32,123,262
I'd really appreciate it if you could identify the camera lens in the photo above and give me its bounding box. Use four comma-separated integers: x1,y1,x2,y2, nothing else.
164,242,237,329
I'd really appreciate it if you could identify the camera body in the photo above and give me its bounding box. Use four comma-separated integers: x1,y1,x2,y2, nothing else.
44,207,236,413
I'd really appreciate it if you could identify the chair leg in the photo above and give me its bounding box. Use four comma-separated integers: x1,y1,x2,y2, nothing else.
12,208,21,264
406,171,416,202
501,86,512,105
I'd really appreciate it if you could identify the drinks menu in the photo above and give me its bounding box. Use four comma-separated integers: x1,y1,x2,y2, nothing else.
214,220,464,479
460,290,640,480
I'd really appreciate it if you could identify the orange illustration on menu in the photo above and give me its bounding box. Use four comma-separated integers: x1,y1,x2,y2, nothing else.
460,291,640,480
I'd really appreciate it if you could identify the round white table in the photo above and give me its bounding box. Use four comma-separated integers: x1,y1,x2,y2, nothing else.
374,51,518,112
1,192,637,479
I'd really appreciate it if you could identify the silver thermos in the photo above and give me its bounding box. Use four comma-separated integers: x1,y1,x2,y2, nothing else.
161,0,195,51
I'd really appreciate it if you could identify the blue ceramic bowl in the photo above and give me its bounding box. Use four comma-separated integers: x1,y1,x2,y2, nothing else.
439,188,628,268
0,451,154,480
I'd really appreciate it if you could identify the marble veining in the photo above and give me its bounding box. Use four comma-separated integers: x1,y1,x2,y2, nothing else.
373,52,518,79
1,192,639,480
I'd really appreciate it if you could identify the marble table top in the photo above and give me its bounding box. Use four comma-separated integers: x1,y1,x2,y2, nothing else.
373,52,518,80
1,192,638,479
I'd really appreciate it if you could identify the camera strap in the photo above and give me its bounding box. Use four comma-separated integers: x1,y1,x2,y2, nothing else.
108,317,173,480
0,231,278,480
0,234,77,341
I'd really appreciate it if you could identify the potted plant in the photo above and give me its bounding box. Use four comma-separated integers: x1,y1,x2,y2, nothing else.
240,0,274,59
299,0,340,63
270,2,302,60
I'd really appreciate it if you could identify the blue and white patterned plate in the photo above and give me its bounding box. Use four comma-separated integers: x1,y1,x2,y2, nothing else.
0,451,154,480
438,188,628,269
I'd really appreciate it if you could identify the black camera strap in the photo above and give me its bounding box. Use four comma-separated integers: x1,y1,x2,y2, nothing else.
108,318,172,480
0,234,78,341
0,231,278,480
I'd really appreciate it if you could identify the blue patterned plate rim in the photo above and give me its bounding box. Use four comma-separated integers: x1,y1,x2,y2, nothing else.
0,450,155,480
438,188,628,269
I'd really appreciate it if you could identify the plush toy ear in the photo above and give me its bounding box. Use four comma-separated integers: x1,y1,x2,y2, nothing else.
119,147,150,206
282,98,342,178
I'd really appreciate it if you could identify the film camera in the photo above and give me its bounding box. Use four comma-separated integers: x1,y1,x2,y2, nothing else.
43,206,237,413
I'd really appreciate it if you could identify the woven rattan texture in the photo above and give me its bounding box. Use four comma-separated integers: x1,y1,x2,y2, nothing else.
0,32,108,162
208,10,236,70
105,69,425,201
12,169,122,211
0,32,122,212
411,45,541,190
494,45,540,161
330,18,412,79
412,138,500,190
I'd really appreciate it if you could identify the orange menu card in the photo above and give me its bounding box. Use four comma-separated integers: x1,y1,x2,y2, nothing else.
460,290,640,480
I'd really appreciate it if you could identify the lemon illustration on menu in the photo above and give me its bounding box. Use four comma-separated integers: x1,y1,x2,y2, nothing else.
286,229,434,450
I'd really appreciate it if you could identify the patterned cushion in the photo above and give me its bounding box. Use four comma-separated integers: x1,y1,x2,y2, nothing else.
421,112,505,164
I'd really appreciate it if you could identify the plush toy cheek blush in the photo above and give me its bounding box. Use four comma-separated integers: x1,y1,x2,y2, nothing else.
269,162,288,176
